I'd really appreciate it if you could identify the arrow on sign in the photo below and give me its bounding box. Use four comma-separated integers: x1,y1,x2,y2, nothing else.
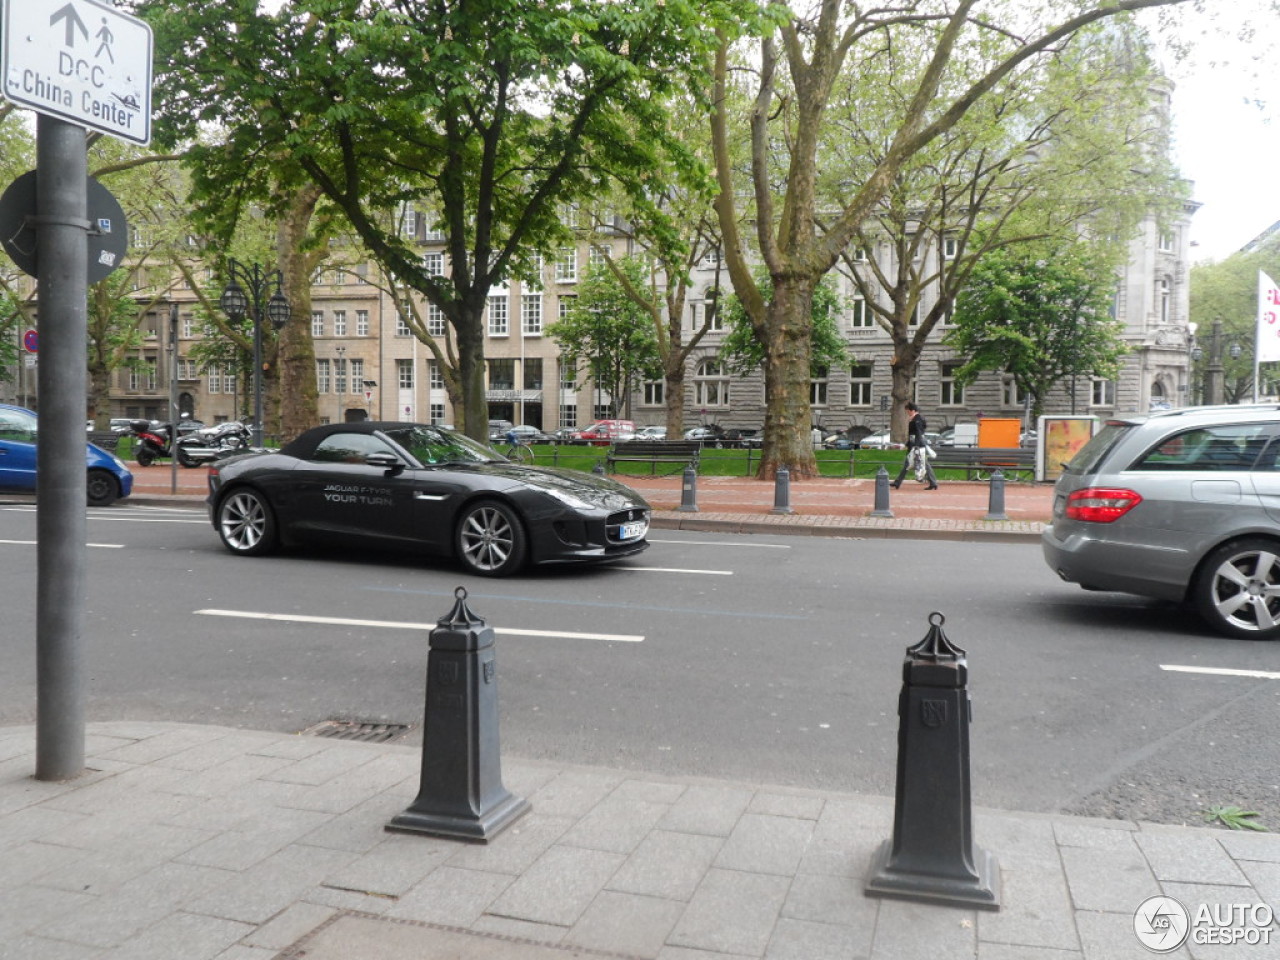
50,3,89,48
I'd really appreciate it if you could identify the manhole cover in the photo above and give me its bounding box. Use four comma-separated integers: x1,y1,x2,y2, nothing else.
302,719,413,743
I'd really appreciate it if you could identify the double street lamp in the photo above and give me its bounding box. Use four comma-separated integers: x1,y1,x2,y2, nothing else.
219,259,291,447
1191,318,1248,406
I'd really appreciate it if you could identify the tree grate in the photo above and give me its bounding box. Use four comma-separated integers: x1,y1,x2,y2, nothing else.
302,718,413,743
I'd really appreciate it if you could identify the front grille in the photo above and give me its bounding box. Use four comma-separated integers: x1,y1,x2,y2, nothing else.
606,507,650,544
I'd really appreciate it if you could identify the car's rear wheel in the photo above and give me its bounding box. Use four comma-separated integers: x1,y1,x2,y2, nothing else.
135,446,155,467
216,488,278,556
1193,538,1280,641
86,469,119,507
456,499,527,577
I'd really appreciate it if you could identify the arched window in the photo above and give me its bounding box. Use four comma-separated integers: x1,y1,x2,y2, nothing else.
694,359,729,407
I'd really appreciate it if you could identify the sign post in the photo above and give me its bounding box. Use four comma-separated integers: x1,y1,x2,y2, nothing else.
2,0,153,781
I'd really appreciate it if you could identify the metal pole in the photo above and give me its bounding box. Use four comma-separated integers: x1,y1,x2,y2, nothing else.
1206,318,1224,406
35,116,88,781
252,296,264,448
169,303,179,493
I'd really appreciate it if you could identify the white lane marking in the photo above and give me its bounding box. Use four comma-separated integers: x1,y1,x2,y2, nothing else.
194,609,644,643
648,538,791,549
0,540,123,548
3,506,205,523
623,566,733,575
1161,664,1280,681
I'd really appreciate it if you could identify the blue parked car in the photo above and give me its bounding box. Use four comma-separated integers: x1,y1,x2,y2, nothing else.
0,403,133,506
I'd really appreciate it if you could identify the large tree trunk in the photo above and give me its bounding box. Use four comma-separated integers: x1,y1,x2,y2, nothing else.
274,187,322,444
757,279,817,479
455,303,486,439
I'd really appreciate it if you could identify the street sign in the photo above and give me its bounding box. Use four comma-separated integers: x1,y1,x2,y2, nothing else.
2,0,153,144
0,171,128,282
23,329,37,353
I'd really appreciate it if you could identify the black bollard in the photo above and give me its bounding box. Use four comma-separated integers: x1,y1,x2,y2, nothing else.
676,463,699,513
865,612,1000,909
386,588,529,843
870,465,894,518
771,465,794,515
983,469,1008,521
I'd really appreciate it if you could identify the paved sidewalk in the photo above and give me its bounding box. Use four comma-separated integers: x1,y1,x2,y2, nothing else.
127,465,1054,541
2,721,1278,960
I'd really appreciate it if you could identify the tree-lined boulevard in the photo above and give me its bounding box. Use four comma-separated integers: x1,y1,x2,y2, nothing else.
2,500,1277,828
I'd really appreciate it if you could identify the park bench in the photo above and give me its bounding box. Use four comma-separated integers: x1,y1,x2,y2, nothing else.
929,446,1036,481
605,439,701,476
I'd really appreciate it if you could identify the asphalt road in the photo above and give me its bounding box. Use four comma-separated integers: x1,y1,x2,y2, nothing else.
2,499,1279,827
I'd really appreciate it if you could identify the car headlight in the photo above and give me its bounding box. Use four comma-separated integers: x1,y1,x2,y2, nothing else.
538,486,597,510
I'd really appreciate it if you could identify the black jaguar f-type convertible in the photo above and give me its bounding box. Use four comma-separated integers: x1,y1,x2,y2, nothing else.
206,422,650,576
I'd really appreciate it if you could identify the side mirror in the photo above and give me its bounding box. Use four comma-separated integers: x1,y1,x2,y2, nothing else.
365,452,404,474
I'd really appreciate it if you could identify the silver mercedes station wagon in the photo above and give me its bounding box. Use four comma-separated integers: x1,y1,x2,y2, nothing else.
1042,405,1280,640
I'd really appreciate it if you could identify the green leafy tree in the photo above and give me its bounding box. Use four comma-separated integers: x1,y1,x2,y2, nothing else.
140,0,751,440
547,259,662,418
826,19,1183,442
946,243,1127,417
711,0,1197,477
1188,237,1280,402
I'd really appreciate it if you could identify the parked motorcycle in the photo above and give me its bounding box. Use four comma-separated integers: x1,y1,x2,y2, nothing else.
175,421,252,468
129,419,174,467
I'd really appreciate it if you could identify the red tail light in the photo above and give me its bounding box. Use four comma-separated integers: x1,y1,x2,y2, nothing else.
1065,487,1142,523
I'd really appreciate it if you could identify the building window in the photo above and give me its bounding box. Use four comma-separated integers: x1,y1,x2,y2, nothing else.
1002,376,1024,407
429,363,444,389
430,403,446,424
643,380,664,406
181,313,196,338
555,247,578,283
350,359,364,387
1158,277,1171,325
423,252,444,276
312,311,324,337
560,359,577,388
427,304,446,337
207,366,221,394
335,358,348,394
695,298,724,332
942,236,958,259
694,359,729,407
316,359,331,393
849,363,872,406
223,368,237,394
522,293,543,335
588,244,608,269
849,297,871,328
397,358,414,390
400,208,417,236
940,362,964,406
489,358,515,390
810,365,829,407
558,296,575,321
333,310,347,337
523,357,543,390
1159,230,1175,253
487,295,509,336
852,244,869,262
559,404,577,428
356,310,369,336
1091,378,1115,407
396,313,412,337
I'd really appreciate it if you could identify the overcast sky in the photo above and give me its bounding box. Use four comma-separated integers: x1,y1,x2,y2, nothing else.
1151,3,1278,262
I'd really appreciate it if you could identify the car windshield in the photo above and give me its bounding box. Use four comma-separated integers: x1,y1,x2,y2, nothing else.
1061,422,1131,475
383,426,503,465
0,407,38,443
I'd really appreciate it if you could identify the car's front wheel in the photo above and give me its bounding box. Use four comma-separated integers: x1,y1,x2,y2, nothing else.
456,499,527,577
86,469,119,507
1193,538,1280,641
216,488,278,556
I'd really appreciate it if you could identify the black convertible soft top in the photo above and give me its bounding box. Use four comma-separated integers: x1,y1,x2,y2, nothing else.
279,422,432,460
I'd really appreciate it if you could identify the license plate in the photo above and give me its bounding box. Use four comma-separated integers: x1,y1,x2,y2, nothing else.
619,520,646,541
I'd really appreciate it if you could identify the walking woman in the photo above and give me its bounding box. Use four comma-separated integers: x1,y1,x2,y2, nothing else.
890,402,938,490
